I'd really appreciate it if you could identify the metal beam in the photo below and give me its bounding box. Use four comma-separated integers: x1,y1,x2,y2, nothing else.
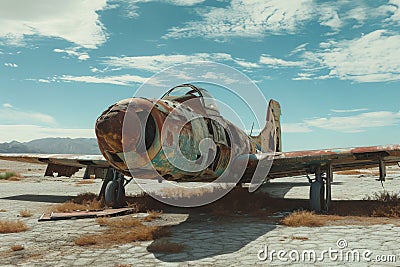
379,158,386,182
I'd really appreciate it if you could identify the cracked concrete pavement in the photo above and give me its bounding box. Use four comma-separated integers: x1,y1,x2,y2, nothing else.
0,160,399,266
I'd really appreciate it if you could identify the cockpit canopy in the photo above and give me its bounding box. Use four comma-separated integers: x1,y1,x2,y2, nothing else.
161,84,220,116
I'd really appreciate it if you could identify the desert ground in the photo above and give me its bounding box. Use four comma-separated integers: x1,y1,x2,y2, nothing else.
0,160,399,266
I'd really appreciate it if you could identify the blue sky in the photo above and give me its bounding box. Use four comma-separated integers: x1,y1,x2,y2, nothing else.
0,0,399,151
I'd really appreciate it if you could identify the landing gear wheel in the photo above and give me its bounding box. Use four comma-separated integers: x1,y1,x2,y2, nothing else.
310,181,323,212
105,178,126,208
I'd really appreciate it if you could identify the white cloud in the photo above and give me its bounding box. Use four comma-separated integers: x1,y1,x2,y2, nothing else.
318,4,342,31
54,48,90,61
387,0,400,24
281,123,312,133
2,103,13,109
284,110,400,133
292,73,313,80
25,78,52,83
300,30,400,82
201,72,239,84
304,111,400,133
0,106,56,125
259,55,305,68
164,0,315,39
4,62,18,68
166,0,204,5
162,1,400,40
59,74,150,86
234,60,260,69
289,43,308,56
121,0,205,18
0,0,108,48
103,53,257,72
0,125,95,143
331,108,368,113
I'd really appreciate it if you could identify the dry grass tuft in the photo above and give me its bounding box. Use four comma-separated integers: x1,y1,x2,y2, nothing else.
143,210,163,222
7,176,21,181
72,192,99,204
126,187,291,219
281,211,325,227
76,180,95,185
0,172,22,181
19,209,32,217
0,172,17,179
364,191,400,202
337,169,379,176
50,192,103,212
95,217,110,227
290,236,309,241
0,209,6,212
74,235,98,246
75,216,171,247
50,202,89,213
160,186,217,198
364,191,400,218
148,240,185,254
116,225,170,242
96,217,142,228
11,245,24,251
75,225,170,246
0,220,29,233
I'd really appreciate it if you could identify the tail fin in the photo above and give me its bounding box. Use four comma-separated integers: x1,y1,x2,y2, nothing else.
254,99,282,152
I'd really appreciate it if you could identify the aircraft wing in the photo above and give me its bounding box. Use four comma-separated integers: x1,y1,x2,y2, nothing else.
1,144,400,180
0,153,109,178
240,144,400,181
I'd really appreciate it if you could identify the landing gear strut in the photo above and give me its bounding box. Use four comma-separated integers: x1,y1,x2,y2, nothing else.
309,164,332,213
99,168,129,208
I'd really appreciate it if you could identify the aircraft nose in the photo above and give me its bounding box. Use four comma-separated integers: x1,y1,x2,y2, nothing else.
95,99,141,154
95,98,158,171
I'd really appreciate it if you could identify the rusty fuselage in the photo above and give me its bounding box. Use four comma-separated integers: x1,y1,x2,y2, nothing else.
95,86,263,182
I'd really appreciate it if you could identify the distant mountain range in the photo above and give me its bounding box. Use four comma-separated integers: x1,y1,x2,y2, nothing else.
0,138,101,155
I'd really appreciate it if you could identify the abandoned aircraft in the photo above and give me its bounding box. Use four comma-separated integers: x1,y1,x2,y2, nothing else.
1,84,400,212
